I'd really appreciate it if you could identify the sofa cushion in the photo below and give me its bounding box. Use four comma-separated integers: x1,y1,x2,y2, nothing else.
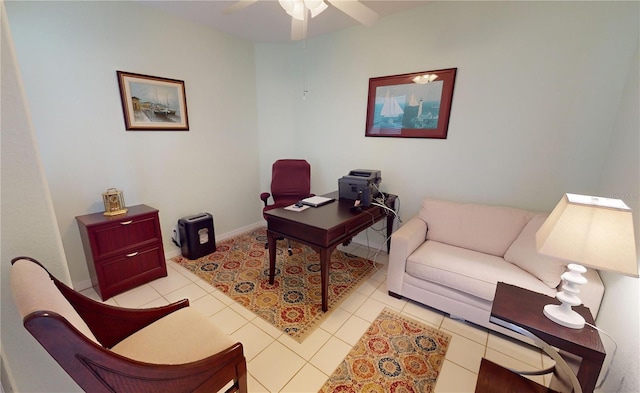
504,214,567,288
419,199,533,257
406,241,556,301
111,307,235,365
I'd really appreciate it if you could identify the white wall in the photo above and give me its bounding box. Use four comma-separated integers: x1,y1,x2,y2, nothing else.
256,2,638,219
6,1,261,288
3,1,638,391
595,45,639,392
1,2,80,391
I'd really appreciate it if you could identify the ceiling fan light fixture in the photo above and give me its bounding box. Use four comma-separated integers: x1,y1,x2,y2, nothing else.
279,0,306,21
304,0,328,18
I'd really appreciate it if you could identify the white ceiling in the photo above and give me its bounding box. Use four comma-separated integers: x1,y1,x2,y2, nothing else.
139,1,428,43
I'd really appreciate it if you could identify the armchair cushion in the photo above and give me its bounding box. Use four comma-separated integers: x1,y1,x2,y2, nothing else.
111,307,235,365
11,258,99,344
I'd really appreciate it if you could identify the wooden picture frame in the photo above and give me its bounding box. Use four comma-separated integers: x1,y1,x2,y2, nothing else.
365,68,457,139
117,71,189,131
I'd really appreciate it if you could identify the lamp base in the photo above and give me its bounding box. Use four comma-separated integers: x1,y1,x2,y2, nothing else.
543,304,585,329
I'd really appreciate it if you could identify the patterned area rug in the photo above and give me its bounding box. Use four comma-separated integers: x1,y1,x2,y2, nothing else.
320,308,451,393
172,227,378,342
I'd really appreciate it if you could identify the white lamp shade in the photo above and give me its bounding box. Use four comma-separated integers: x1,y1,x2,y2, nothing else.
536,193,638,277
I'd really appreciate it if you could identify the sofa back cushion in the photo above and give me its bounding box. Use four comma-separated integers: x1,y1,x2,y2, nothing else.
504,214,567,288
419,199,533,257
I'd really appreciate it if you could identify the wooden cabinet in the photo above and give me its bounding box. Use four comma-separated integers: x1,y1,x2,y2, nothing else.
76,204,167,300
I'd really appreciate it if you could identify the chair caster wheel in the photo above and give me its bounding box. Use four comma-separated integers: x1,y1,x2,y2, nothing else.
288,249,293,256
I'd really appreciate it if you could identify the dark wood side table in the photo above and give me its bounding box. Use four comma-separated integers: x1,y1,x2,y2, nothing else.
265,191,397,312
489,283,605,393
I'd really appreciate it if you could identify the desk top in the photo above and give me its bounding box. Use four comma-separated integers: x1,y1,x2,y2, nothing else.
264,191,395,231
491,283,605,359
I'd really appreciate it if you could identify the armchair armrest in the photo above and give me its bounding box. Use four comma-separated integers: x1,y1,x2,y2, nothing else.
260,192,271,207
55,280,189,348
387,217,428,295
24,311,247,393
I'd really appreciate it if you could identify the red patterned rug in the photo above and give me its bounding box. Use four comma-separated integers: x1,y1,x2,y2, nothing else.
172,227,378,342
320,308,451,393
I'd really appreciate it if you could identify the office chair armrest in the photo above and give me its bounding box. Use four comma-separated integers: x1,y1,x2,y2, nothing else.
260,192,271,206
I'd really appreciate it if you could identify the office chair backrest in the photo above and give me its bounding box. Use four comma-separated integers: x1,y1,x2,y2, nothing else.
271,159,311,202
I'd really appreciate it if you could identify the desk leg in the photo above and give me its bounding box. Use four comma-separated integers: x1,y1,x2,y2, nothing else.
267,230,277,285
320,247,331,312
386,214,394,253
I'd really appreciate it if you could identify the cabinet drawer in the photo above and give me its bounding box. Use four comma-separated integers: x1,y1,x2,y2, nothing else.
91,214,160,259
96,246,167,298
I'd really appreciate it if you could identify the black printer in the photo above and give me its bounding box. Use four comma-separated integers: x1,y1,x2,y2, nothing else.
338,169,382,206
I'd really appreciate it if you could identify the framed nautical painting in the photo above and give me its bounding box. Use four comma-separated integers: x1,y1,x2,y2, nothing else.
117,71,189,131
365,68,457,139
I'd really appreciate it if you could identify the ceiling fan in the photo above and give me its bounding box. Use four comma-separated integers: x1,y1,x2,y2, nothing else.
222,0,380,41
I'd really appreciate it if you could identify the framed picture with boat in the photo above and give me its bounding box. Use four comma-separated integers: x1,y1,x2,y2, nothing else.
117,71,189,131
365,68,457,139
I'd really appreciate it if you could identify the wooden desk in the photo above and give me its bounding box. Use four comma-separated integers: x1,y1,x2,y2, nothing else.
490,283,605,393
265,191,396,312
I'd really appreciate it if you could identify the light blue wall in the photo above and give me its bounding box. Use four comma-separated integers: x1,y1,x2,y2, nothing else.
3,1,638,391
6,1,260,288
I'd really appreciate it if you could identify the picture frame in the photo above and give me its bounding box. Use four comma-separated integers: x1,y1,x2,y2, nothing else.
365,68,457,139
117,71,189,131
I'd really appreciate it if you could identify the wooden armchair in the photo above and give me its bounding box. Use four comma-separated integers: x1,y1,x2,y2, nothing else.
10,256,247,393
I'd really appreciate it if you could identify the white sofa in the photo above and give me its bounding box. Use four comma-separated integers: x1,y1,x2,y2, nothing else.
387,198,605,340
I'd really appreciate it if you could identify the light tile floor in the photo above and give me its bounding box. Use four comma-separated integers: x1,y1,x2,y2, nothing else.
81,242,553,392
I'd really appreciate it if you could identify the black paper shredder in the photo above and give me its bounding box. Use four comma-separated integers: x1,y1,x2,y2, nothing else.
178,213,216,259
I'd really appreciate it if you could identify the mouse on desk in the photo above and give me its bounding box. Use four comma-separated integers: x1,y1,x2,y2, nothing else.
295,202,304,208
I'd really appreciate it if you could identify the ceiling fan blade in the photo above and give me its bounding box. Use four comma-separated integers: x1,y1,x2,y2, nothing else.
222,0,260,15
291,10,308,41
327,0,379,26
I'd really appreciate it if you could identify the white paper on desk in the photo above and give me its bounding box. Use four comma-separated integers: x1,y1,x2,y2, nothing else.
284,204,309,212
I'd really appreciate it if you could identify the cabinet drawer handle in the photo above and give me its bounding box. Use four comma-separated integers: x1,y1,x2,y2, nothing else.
126,252,139,258
120,220,133,225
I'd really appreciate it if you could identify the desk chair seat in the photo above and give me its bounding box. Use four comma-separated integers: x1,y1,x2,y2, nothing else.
10,257,247,393
261,159,313,255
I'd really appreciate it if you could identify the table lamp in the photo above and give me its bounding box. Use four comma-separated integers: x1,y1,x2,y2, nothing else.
536,193,638,329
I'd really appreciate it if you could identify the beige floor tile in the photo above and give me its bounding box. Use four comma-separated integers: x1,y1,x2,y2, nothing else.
334,314,371,346
163,281,208,303
278,327,331,361
248,341,306,392
281,364,328,393
485,347,546,386
442,331,486,374
190,293,227,317
487,332,542,368
435,360,479,393
441,316,489,346
230,322,274,361
319,307,351,334
247,374,269,393
338,290,368,313
309,336,352,375
210,307,249,335
353,296,390,322
113,284,162,308
148,271,191,295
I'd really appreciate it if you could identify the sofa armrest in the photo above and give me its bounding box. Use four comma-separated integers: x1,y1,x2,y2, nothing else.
387,217,427,295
